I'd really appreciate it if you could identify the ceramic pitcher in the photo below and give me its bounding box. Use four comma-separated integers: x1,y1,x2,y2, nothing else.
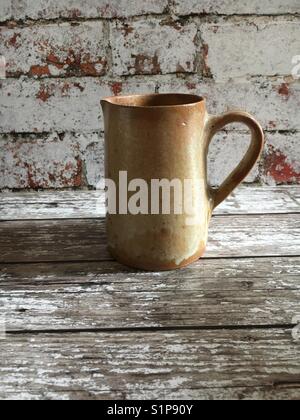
101,94,264,271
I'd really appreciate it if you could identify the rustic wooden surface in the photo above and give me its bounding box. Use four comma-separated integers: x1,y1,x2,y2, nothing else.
0,186,299,220
0,186,299,400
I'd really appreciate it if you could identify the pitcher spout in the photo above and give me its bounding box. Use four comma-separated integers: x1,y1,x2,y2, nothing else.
101,97,110,114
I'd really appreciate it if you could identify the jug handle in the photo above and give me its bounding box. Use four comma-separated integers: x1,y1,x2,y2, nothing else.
205,111,265,210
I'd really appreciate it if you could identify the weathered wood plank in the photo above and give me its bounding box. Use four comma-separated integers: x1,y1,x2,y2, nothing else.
207,214,300,259
0,258,299,331
0,191,106,220
289,187,300,203
0,329,299,400
1,257,298,288
1,387,299,401
121,387,300,401
218,186,299,215
0,187,299,220
0,214,299,263
3,387,298,400
0,190,102,204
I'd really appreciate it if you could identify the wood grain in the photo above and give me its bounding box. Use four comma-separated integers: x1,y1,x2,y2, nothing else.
0,329,299,400
0,187,299,220
0,214,299,263
0,257,299,331
0,187,299,400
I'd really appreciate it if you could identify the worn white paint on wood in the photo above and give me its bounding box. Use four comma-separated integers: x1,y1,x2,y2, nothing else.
207,214,300,258
0,257,299,331
2,257,298,288
0,189,299,400
0,329,299,400
0,214,299,263
0,187,299,220
289,186,300,201
99,386,300,401
0,386,299,401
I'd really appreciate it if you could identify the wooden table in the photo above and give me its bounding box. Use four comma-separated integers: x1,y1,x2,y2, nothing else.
0,186,299,400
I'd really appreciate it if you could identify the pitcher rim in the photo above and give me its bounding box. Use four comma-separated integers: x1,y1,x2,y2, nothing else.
101,93,205,109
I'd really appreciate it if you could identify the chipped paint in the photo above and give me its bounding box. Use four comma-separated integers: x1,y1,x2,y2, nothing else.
36,84,53,102
133,53,162,75
278,83,290,99
111,19,197,76
110,82,123,96
202,43,211,77
264,145,300,184
0,22,108,77
0,133,104,189
0,78,157,133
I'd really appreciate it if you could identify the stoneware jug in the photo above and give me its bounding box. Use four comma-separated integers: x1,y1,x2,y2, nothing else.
101,93,264,271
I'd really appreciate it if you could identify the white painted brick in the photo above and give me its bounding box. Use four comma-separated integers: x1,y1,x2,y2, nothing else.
174,0,300,16
0,130,259,189
0,78,157,133
0,132,104,189
0,0,168,21
1,76,299,133
111,19,198,76
0,0,11,21
208,131,258,185
0,22,108,77
1,131,299,189
157,76,300,131
84,140,104,187
261,131,300,185
201,19,300,81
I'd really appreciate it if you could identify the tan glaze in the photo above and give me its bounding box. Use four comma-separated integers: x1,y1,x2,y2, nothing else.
101,94,264,271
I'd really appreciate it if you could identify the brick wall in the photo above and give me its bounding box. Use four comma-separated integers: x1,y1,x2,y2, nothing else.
0,0,299,190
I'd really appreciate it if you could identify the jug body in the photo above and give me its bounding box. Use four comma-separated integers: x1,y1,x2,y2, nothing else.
101,93,264,270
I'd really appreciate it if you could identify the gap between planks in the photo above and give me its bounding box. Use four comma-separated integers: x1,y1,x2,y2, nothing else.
4,324,297,336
